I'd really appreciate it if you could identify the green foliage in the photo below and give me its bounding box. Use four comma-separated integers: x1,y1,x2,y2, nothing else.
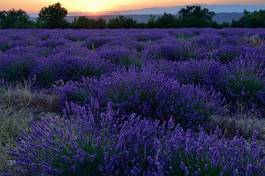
68,89,90,104
232,10,265,27
227,75,265,101
0,41,11,52
72,16,106,28
149,13,179,28
2,62,33,82
37,3,69,28
179,6,215,21
108,16,137,28
36,70,55,87
119,57,142,69
178,6,216,27
0,9,34,28
146,6,217,28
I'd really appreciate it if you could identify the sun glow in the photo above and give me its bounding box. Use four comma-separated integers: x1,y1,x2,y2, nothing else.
64,1,117,13
87,2,109,13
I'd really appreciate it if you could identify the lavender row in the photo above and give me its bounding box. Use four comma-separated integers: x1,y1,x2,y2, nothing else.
1,29,265,175
11,103,265,176
1,29,265,117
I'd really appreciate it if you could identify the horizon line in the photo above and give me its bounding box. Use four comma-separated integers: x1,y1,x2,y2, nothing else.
6,3,265,15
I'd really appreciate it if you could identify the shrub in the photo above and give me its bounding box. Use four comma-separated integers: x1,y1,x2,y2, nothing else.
164,128,265,176
72,16,106,29
11,103,163,175
84,37,111,50
64,32,88,42
0,37,12,52
222,59,265,115
142,41,206,61
38,37,67,48
144,59,225,90
32,54,114,87
211,45,243,63
174,59,225,88
0,54,35,82
133,31,166,42
11,104,265,176
108,16,137,28
97,45,142,68
194,33,222,51
58,69,223,127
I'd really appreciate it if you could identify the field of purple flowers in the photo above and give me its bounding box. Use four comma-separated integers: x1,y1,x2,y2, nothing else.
0,29,265,175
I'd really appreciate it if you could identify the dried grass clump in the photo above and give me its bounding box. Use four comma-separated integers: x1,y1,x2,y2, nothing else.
212,114,265,140
0,84,59,112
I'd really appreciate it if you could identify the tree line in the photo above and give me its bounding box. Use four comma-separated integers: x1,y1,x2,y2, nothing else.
1,3,265,29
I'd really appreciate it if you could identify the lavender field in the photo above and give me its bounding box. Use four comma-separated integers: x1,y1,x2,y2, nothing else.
0,29,265,175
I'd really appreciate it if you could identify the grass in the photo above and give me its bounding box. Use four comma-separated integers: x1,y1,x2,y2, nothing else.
0,83,59,173
0,106,31,172
0,83,59,112
211,114,265,140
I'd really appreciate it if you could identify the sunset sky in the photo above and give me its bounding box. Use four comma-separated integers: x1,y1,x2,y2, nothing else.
1,0,265,13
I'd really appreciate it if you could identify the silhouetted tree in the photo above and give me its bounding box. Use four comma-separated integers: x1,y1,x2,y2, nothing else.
145,6,218,28
146,15,157,28
72,16,106,28
0,11,5,19
179,6,215,21
232,10,265,27
178,6,215,27
108,16,137,28
0,9,33,28
155,13,179,28
0,11,6,27
37,3,68,28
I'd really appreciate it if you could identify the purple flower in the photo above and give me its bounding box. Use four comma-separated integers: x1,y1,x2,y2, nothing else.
11,103,265,176
57,69,223,127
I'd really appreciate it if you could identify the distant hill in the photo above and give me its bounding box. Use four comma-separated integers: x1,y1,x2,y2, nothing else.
65,13,243,24
103,4,265,15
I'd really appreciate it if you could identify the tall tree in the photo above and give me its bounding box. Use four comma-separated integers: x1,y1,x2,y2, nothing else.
155,13,178,28
232,10,265,27
0,9,33,28
178,6,215,27
38,3,68,28
179,6,215,21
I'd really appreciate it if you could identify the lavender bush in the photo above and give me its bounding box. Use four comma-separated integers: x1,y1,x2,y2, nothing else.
222,59,265,115
142,40,207,61
11,103,265,176
32,54,114,87
58,69,223,127
211,45,244,63
96,45,142,68
0,54,36,81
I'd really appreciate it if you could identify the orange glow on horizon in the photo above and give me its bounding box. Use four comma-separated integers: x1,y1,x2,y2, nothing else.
0,0,265,14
